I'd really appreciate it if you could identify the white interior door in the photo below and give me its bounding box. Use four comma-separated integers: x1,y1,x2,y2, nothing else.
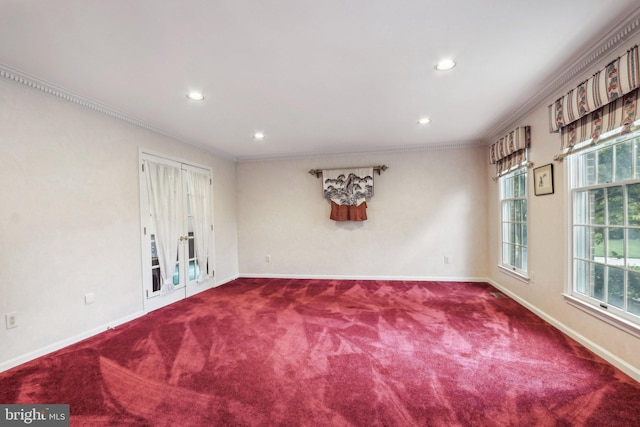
139,152,214,312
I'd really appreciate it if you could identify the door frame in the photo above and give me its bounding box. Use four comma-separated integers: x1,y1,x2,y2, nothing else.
138,149,215,313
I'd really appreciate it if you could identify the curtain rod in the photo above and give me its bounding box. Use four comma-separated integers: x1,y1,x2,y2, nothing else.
491,161,535,182
308,165,388,178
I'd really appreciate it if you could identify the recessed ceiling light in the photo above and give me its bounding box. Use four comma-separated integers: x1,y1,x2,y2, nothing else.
418,117,431,125
254,132,265,140
435,59,456,71
186,91,205,101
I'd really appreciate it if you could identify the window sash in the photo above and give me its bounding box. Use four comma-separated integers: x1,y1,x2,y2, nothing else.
500,167,528,275
570,128,640,325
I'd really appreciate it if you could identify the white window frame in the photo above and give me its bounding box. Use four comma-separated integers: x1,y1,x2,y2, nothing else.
498,164,529,280
565,124,640,338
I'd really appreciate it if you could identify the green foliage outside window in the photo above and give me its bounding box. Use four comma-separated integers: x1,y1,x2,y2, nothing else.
500,167,528,274
572,132,640,318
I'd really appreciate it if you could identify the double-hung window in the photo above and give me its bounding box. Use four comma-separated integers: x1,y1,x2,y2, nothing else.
569,127,640,330
499,166,528,276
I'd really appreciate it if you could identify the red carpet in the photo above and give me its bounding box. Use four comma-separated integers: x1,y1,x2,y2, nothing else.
1,278,640,426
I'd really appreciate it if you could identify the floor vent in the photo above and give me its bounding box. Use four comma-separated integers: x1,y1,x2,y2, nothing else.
490,291,506,298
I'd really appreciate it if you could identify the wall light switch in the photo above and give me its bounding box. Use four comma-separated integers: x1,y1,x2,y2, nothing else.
5,312,17,329
85,293,95,304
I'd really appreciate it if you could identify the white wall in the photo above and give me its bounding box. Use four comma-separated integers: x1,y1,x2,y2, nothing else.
0,79,239,369
486,34,640,379
237,146,488,280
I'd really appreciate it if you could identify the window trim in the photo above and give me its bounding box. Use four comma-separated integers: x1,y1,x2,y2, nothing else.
498,263,530,283
563,293,640,339
499,165,529,278
565,125,640,332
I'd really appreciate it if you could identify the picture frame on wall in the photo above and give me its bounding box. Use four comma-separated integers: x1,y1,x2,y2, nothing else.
534,164,554,196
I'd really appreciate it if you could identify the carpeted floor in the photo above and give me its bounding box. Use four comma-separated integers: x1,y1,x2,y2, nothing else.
1,278,640,426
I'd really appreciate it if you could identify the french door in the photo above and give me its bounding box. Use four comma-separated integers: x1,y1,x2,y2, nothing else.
139,152,214,312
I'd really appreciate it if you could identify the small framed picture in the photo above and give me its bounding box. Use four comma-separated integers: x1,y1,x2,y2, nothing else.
534,164,554,196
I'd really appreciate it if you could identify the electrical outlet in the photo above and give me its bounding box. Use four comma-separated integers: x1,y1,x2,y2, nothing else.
5,312,17,329
444,256,450,264
85,293,95,304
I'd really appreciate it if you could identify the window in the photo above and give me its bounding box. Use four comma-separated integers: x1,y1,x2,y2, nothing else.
569,127,640,329
499,166,528,276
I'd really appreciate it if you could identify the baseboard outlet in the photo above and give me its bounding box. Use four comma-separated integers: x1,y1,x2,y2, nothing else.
487,279,640,383
0,310,145,374
1,274,242,374
239,273,490,283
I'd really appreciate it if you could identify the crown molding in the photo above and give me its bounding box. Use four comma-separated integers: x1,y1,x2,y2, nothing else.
548,14,640,96
484,6,640,143
235,139,483,163
0,64,237,162
0,64,160,130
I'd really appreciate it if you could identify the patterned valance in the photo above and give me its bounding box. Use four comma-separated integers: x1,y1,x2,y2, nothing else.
549,45,639,133
559,89,639,151
489,126,531,176
322,168,373,221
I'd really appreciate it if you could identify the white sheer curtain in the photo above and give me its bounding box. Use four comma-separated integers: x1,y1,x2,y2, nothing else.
145,160,182,295
186,169,212,282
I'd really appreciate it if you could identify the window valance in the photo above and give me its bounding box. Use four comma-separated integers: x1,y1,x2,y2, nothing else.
489,126,531,176
557,89,638,151
548,45,639,138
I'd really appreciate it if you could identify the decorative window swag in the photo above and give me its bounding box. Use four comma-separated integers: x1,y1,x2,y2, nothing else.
553,121,640,162
548,44,640,159
311,165,387,222
549,45,639,134
489,126,531,178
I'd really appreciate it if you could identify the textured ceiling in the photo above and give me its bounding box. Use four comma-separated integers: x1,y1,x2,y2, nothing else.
1,1,639,160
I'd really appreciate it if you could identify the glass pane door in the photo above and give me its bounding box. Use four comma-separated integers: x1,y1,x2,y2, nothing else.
140,152,213,311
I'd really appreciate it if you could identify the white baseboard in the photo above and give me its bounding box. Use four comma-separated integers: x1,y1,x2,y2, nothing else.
239,273,489,282
1,274,241,373
487,279,640,383
215,273,240,286
0,311,144,373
